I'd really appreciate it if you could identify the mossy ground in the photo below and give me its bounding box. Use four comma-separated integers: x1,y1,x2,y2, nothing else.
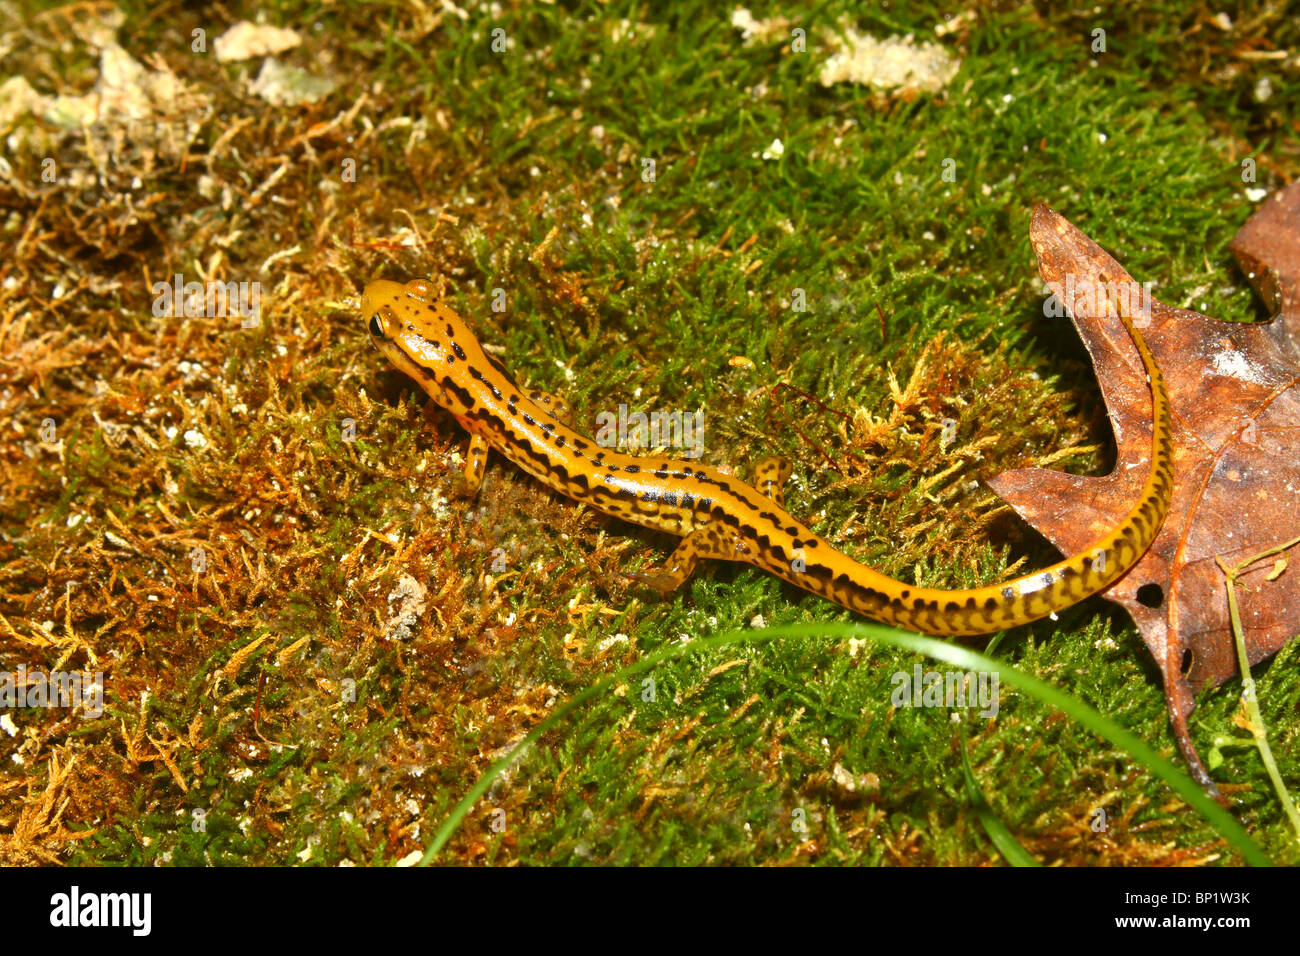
0,0,1297,865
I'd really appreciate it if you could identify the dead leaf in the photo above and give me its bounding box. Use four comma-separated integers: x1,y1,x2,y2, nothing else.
987,189,1300,795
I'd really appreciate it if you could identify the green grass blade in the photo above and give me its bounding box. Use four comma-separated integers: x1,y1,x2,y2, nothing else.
422,621,1272,866
959,735,1040,866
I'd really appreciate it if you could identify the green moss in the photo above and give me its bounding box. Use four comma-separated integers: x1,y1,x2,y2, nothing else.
2,0,1296,866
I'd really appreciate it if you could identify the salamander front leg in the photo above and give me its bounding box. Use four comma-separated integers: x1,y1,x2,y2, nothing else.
455,434,490,498
421,399,489,498
624,525,748,597
753,456,792,507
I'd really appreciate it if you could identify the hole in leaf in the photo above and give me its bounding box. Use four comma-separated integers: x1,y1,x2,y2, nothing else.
1180,648,1194,678
1136,583,1164,608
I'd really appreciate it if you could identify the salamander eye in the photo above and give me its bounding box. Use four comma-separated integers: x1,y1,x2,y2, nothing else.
368,315,385,339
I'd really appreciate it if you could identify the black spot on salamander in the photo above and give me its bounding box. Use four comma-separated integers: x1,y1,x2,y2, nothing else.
984,597,999,610
1001,586,1016,601
572,437,589,450
641,488,660,502
507,398,517,415
444,380,474,408
654,469,669,479
679,491,695,507
452,343,467,361
498,432,529,457
522,413,536,426
555,435,566,448
661,492,678,507
483,352,521,389
541,421,555,434
467,366,503,400
624,464,640,473
831,572,875,602
457,404,490,426
512,442,550,471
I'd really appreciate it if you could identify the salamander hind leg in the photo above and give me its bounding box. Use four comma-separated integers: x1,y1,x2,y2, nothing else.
753,456,793,507
625,525,746,597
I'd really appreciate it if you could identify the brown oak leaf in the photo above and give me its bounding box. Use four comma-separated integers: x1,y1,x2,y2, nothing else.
987,187,1300,796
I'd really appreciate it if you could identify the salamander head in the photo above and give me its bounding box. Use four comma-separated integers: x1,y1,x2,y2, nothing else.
363,278,454,360
362,277,481,411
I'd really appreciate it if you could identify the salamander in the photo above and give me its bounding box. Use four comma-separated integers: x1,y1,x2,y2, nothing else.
362,277,1172,636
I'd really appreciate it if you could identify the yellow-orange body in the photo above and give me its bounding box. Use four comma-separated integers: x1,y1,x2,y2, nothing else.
363,278,1173,636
